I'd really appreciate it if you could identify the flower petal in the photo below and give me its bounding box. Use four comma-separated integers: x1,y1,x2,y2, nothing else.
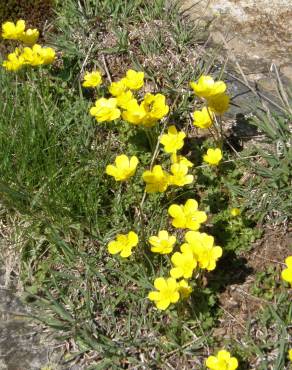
156,298,170,310
128,231,138,247
184,199,198,213
154,277,167,291
108,241,121,255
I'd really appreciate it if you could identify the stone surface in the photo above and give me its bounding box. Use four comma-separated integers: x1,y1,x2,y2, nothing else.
181,0,292,83
0,267,63,370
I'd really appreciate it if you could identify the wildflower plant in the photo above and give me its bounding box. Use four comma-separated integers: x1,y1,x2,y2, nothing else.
1,11,261,365
1,20,55,71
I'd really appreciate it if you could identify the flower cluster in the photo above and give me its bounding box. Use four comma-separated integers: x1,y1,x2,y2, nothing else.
189,74,231,166
1,20,56,71
102,73,225,312
86,69,169,126
148,199,222,310
105,127,193,193
191,75,230,128
143,125,194,193
2,19,39,44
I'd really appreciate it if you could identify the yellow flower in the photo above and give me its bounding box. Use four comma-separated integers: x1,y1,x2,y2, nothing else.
39,46,56,64
160,125,186,153
170,249,197,279
21,45,56,66
230,208,241,217
141,93,169,127
2,20,25,40
171,153,193,168
90,98,121,122
2,49,24,71
168,163,193,187
148,277,180,310
124,69,144,90
178,279,192,299
107,231,138,258
142,165,169,193
206,349,238,370
190,75,226,99
168,199,207,230
208,94,230,115
193,107,214,129
22,45,43,66
122,99,147,125
106,155,139,181
281,256,292,286
149,230,176,254
108,78,128,96
203,148,223,166
19,28,39,45
288,349,292,361
82,71,102,88
116,90,134,109
184,231,222,271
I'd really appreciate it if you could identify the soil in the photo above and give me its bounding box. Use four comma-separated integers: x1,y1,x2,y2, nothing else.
216,226,292,340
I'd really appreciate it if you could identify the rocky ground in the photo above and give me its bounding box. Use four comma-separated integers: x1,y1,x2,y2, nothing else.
180,0,292,83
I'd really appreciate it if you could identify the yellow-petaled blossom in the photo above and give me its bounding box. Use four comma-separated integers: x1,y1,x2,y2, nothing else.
106,155,139,181
168,163,194,187
171,153,194,168
141,93,169,127
2,49,24,71
149,230,176,254
90,97,121,122
281,256,292,286
122,99,147,125
230,208,241,217
22,45,43,65
1,20,25,40
184,231,222,271
208,94,230,115
21,44,56,66
160,125,186,153
108,78,128,96
148,277,180,310
19,28,39,45
142,165,169,193
178,279,192,299
190,75,227,99
82,71,102,88
39,46,56,64
116,90,134,109
193,107,214,129
203,148,223,166
288,349,292,361
107,231,138,258
170,249,197,279
168,199,207,230
206,349,238,370
124,69,144,90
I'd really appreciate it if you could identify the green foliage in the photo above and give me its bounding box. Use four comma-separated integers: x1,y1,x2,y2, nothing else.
244,110,292,223
251,267,281,300
233,292,292,370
